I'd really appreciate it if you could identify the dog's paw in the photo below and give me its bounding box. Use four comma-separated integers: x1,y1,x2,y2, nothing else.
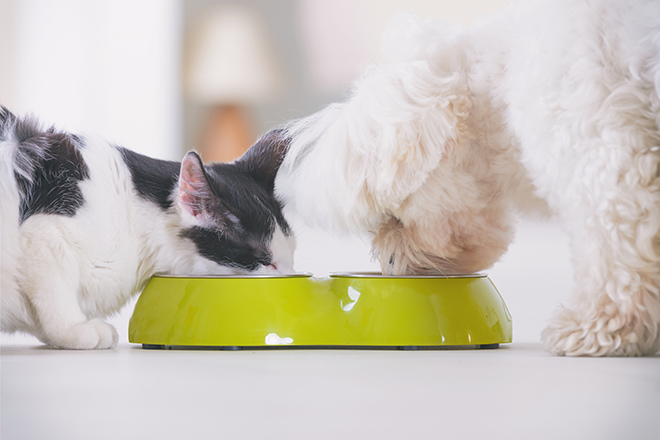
48,319,118,350
541,307,655,356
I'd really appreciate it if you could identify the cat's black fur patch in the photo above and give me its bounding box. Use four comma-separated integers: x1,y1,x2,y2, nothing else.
207,161,291,236
236,129,289,194
117,147,180,210
1,108,91,223
181,226,272,271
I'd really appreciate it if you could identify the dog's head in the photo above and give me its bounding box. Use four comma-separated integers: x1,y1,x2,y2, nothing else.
270,15,516,275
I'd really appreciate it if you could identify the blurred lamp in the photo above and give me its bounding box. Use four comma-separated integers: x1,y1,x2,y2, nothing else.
187,7,282,162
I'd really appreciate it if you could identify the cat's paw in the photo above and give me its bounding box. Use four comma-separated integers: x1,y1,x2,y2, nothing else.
541,307,652,356
50,319,118,350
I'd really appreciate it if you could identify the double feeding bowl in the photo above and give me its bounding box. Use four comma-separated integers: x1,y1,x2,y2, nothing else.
128,272,512,350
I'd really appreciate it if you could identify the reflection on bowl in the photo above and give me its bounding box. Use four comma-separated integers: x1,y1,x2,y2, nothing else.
128,272,512,350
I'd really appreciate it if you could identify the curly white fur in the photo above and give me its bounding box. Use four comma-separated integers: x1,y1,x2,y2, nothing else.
275,0,660,356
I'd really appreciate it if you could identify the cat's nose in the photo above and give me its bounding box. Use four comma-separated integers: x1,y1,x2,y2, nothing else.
264,263,279,274
266,262,296,275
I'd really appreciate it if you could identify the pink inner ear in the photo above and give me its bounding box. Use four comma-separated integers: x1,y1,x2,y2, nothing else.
178,154,208,220
178,190,202,218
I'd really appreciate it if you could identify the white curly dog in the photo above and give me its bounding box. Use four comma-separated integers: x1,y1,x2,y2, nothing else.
274,0,660,356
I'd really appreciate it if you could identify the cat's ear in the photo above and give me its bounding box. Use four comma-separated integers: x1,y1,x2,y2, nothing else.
237,129,289,193
176,151,215,225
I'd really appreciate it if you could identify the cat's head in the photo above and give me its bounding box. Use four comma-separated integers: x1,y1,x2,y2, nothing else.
176,130,295,275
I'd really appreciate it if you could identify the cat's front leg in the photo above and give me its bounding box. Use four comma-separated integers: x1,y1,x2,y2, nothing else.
52,319,118,350
22,273,118,349
22,273,118,350
19,221,118,349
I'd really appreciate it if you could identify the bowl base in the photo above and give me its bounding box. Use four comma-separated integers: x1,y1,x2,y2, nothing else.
139,343,501,351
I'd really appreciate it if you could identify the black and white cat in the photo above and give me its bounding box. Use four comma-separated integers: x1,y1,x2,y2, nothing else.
0,108,295,349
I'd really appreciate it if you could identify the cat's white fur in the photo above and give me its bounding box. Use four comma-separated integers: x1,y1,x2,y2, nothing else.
276,0,660,355
1,135,294,349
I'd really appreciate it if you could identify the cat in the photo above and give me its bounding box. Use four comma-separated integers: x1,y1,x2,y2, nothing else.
0,107,295,349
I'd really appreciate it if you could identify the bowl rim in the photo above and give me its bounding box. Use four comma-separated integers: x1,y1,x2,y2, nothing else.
329,272,487,279
153,273,314,279
150,272,487,280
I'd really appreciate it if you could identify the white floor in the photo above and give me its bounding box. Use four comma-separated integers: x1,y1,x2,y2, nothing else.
2,343,659,440
2,220,659,439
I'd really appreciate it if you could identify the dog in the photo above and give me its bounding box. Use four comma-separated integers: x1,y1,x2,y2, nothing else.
271,0,660,356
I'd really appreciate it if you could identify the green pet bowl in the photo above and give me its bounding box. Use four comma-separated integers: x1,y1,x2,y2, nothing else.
128,272,512,350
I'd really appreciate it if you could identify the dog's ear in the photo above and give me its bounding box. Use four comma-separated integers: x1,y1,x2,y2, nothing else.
353,62,471,211
278,56,471,233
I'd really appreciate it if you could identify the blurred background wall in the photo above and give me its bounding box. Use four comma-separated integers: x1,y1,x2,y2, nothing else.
0,0,182,160
0,0,573,345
